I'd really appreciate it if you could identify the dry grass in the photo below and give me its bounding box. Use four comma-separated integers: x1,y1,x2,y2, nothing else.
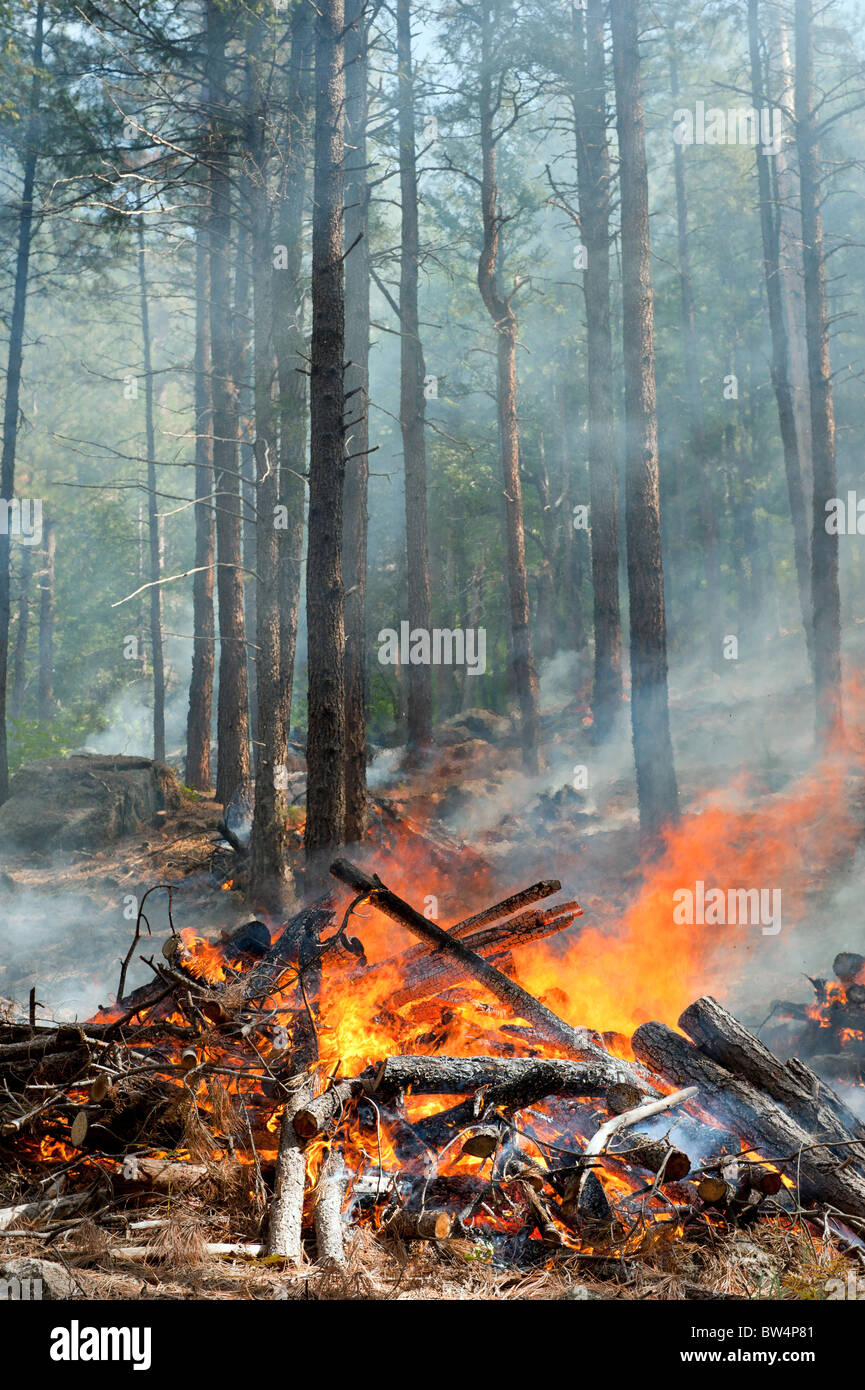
2,1182,858,1301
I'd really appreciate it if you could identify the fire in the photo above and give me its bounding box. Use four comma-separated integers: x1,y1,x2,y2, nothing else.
17,688,865,1263
177,929,228,984
520,683,865,1038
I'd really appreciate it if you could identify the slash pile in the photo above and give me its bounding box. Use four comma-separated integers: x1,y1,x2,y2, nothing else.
2,856,865,1292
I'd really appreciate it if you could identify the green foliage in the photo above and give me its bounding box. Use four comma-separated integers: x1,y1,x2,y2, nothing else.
8,706,108,772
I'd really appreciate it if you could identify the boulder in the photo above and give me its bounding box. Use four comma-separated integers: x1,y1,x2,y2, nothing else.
0,755,183,853
0,1257,76,1299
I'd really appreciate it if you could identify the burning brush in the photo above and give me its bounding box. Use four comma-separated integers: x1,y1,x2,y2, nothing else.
2,856,865,1280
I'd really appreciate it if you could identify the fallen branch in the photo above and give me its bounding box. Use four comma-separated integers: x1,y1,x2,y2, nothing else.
330,860,628,1068
313,1150,348,1268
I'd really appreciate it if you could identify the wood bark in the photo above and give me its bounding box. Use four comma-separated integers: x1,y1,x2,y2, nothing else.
476,0,540,772
364,1055,626,1099
37,514,54,722
669,52,722,674
773,15,813,489
0,0,44,801
397,0,433,755
610,0,679,838
185,215,216,791
248,13,292,913
274,5,314,756
304,0,347,876
343,0,371,837
10,544,31,718
383,1208,452,1240
448,879,562,938
207,0,250,807
678,995,865,1151
313,1148,348,1266
610,1132,690,1181
530,431,557,663
573,0,622,739
294,1079,362,1139
387,905,578,1008
747,0,814,676
233,85,257,756
136,214,165,762
795,0,843,738
268,1077,312,1259
632,1019,865,1220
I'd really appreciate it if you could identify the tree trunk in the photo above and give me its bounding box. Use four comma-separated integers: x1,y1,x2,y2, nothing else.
304,0,347,875
37,514,54,722
0,0,44,802
248,13,292,913
476,1,540,773
573,0,621,739
669,53,722,675
274,5,314,757
343,0,371,839
207,0,250,808
748,0,814,677
234,73,258,755
136,214,165,762
610,0,679,839
795,0,842,738
773,16,812,492
10,545,31,719
185,216,216,791
531,430,557,663
397,0,433,756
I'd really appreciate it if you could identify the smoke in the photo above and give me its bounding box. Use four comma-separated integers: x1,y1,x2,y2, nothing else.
0,878,165,1020
85,610,197,766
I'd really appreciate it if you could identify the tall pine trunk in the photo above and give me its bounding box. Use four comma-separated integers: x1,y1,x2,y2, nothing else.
397,0,433,756
234,78,258,754
477,0,539,773
573,0,621,739
343,0,371,838
669,54,722,674
11,545,31,719
774,17,812,491
37,514,54,723
136,214,165,762
610,0,679,839
748,0,814,676
0,0,44,801
304,0,347,872
185,213,216,791
795,0,842,737
207,0,250,806
274,6,313,761
248,13,292,912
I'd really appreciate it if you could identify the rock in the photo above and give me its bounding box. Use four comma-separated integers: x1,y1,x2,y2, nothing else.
438,709,513,746
0,755,182,852
0,1257,76,1299
560,1284,607,1301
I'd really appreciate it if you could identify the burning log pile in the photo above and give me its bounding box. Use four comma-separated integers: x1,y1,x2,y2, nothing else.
2,857,865,1293
765,953,865,1087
